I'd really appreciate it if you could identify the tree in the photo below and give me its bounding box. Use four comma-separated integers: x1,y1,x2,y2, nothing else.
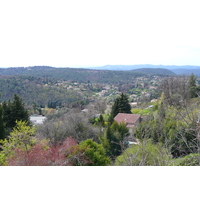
100,122,130,159
78,139,110,166
96,114,105,127
2,94,30,133
0,121,36,165
110,93,131,119
0,105,5,140
0,120,91,166
11,94,30,127
4,136,90,166
188,73,198,98
134,98,198,158
36,110,100,145
2,100,12,133
115,139,172,166
158,76,190,105
175,153,199,166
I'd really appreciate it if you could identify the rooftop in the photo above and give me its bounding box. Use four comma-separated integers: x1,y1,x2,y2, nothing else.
114,113,141,125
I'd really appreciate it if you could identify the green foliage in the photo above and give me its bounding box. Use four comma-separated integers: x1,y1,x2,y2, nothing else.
131,108,151,115
131,108,142,114
96,114,105,127
12,94,30,125
78,139,110,166
110,93,131,119
0,153,7,166
99,122,129,159
174,153,199,166
134,99,198,158
115,139,172,166
0,105,5,140
0,66,163,85
2,94,30,134
0,121,36,162
188,73,198,98
132,68,176,76
0,75,87,109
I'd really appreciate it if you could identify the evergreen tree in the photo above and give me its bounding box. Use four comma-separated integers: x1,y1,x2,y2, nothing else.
118,93,131,114
188,73,198,98
2,94,30,132
110,93,131,119
78,139,110,166
11,94,29,126
110,98,120,119
0,105,5,140
96,114,105,127
2,100,12,133
101,123,130,159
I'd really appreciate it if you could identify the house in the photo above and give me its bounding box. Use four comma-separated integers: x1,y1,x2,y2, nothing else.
130,102,138,107
114,113,141,134
151,99,157,102
30,115,47,125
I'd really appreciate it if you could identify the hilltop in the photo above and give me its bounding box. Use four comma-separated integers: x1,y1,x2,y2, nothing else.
131,68,175,76
87,64,200,76
0,66,175,83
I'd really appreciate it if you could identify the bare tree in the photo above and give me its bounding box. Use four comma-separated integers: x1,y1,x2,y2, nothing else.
36,109,100,145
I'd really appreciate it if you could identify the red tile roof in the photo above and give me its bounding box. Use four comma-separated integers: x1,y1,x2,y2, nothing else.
114,113,141,125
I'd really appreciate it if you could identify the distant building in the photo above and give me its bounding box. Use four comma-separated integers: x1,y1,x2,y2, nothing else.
151,99,157,102
130,102,138,107
114,113,141,134
30,115,47,125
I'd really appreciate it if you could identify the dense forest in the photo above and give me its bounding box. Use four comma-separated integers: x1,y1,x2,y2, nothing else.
0,75,87,110
0,66,175,83
0,66,200,166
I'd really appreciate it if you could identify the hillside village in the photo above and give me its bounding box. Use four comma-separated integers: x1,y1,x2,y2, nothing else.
0,67,200,166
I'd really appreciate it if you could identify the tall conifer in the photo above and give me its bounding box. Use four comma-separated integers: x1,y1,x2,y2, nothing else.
110,93,131,119
0,105,5,140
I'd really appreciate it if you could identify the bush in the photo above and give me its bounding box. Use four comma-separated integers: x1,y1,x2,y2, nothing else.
174,153,199,166
115,139,172,166
78,139,111,166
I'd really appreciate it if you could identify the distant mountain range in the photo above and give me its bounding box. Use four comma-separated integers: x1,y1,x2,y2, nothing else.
0,65,200,79
86,64,200,76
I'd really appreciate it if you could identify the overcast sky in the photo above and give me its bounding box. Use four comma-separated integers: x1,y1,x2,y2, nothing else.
0,0,200,68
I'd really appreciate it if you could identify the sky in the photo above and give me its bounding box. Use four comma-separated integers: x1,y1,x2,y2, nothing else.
0,0,200,68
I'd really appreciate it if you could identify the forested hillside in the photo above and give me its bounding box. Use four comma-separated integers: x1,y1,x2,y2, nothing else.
0,75,87,109
131,68,176,76
0,66,175,84
0,66,200,166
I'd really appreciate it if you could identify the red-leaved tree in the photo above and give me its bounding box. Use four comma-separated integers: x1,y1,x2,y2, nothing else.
7,137,91,166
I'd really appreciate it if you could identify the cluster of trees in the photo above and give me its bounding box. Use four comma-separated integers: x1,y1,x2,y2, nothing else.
0,121,110,166
158,73,200,105
36,94,132,161
109,93,131,122
125,74,200,165
1,73,200,166
0,75,88,110
0,94,30,140
99,121,130,160
0,66,171,84
0,93,134,165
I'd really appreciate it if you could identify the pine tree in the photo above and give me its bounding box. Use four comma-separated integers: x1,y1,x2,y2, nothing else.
96,114,105,127
118,93,131,114
110,93,131,119
3,94,30,132
0,105,5,140
188,73,198,98
2,100,12,132
110,98,120,119
11,94,29,126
